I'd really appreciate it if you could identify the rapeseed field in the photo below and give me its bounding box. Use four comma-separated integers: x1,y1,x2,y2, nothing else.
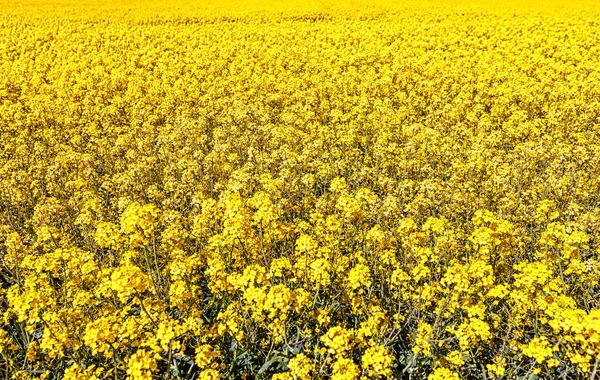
1,0,600,378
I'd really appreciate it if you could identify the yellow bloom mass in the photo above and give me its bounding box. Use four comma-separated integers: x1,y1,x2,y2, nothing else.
1,0,600,378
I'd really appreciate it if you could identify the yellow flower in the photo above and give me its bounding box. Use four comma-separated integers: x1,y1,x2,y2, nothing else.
330,177,348,194
198,368,221,380
361,345,393,377
428,367,459,380
413,322,433,356
195,344,220,369
109,265,152,302
120,202,161,246
520,337,553,365
347,263,371,291
126,350,157,380
321,326,355,357
445,350,464,367
486,357,506,377
94,221,122,249
288,353,313,380
331,357,360,380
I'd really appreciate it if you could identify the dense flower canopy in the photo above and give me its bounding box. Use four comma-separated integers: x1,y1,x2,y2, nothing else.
1,0,600,379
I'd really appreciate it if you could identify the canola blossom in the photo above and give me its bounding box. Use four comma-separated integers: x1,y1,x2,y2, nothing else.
1,0,600,378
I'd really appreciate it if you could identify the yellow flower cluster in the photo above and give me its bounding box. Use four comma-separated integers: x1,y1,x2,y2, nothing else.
1,0,600,379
